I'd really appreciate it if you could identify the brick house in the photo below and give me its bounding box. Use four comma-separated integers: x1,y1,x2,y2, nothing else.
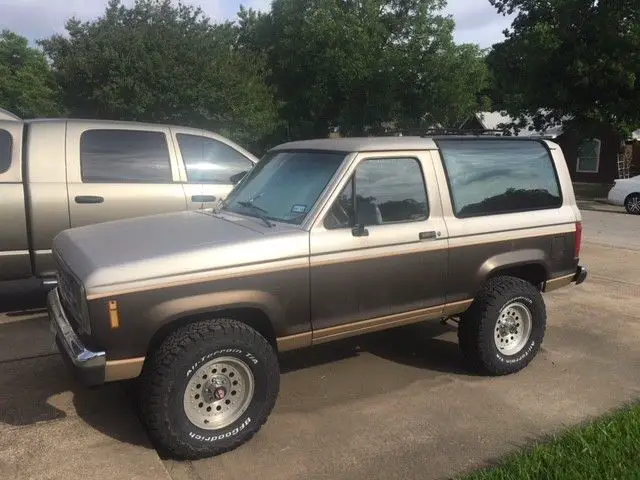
460,111,640,183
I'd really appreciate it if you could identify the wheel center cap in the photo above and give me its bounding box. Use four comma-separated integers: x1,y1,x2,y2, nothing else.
214,387,227,400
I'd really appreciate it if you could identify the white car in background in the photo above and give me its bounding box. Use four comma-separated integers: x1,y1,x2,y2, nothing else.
607,175,640,214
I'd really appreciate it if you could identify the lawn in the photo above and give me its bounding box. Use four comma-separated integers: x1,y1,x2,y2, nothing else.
461,402,640,480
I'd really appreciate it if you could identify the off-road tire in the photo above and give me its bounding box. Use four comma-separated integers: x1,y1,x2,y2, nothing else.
458,276,546,376
138,318,280,459
624,193,640,215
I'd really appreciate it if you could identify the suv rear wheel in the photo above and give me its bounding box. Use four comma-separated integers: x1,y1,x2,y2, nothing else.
139,318,280,459
458,276,547,376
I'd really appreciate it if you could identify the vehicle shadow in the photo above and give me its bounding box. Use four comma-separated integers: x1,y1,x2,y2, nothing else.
279,320,473,376
0,278,49,315
0,308,476,452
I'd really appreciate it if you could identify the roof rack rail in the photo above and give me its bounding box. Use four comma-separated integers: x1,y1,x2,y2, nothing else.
421,128,511,137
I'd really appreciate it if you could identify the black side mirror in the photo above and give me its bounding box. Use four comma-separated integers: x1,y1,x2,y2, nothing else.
230,171,248,185
351,224,369,237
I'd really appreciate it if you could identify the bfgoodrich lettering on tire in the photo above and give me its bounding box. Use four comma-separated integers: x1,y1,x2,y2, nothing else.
458,276,547,376
139,318,280,459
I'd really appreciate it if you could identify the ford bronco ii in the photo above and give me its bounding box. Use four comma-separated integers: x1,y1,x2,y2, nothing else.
48,135,587,459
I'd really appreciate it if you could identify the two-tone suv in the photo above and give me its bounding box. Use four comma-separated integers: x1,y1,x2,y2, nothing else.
48,135,587,459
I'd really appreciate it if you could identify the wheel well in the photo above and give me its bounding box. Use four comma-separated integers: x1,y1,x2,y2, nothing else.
488,263,547,289
625,192,640,202
146,307,278,357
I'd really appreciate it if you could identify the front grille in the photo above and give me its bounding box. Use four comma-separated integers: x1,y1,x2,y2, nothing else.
55,258,87,333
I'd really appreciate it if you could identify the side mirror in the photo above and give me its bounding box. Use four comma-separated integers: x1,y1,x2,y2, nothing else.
230,171,248,185
351,224,369,237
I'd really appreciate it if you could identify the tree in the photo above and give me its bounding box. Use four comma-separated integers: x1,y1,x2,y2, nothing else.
39,0,279,149
487,0,640,138
238,0,489,139
0,30,62,118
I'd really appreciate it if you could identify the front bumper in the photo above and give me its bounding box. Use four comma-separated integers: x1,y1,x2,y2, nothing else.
48,288,106,386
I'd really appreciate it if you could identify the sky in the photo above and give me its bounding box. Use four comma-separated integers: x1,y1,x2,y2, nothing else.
0,0,514,49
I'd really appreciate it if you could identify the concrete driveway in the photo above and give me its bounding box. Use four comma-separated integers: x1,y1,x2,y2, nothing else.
0,206,638,480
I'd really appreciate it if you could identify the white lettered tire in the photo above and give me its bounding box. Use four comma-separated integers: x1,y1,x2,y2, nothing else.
139,318,280,459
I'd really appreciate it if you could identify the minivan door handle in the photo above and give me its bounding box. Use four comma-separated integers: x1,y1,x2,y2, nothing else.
75,195,104,204
191,195,217,203
419,231,437,241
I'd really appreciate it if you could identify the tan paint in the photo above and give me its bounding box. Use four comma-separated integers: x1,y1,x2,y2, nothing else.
104,357,145,382
108,300,120,329
86,257,309,300
544,273,575,292
276,331,313,352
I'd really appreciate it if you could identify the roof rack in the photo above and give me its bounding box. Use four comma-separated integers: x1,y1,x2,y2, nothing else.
421,128,511,137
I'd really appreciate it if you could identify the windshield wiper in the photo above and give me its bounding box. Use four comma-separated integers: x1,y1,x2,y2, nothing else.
236,201,274,228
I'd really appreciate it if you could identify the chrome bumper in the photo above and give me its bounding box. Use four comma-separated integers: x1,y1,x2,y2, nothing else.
48,288,106,385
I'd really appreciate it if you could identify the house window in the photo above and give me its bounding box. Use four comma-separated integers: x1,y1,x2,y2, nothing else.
576,138,601,173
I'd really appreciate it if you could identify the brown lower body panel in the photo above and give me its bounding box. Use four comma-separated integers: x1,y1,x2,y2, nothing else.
277,299,473,352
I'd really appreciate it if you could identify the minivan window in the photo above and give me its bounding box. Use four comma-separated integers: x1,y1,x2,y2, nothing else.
177,134,254,184
80,129,172,183
0,129,12,174
437,139,562,218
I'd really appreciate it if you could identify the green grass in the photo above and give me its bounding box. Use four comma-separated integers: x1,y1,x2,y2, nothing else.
461,403,640,480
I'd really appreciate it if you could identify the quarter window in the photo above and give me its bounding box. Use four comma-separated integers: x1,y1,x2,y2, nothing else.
80,129,172,183
324,157,429,229
437,139,562,218
177,134,254,184
0,129,12,174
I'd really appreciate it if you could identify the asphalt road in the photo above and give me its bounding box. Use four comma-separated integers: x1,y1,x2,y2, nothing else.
0,204,638,480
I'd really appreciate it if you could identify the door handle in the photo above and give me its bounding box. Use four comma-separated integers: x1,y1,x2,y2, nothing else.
419,231,438,240
75,195,104,204
191,195,217,203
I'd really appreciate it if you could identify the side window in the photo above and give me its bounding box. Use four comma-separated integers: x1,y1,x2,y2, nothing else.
0,129,12,174
576,138,601,173
437,139,562,218
177,133,254,184
80,129,172,183
324,157,429,229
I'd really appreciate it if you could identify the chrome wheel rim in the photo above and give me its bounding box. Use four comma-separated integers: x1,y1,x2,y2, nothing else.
494,302,533,356
183,356,255,430
628,195,640,214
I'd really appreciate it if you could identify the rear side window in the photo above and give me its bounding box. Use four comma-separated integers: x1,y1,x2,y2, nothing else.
0,129,12,174
437,139,562,218
176,133,254,184
80,129,172,183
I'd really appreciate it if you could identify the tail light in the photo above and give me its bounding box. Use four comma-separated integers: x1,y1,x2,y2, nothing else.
575,221,582,258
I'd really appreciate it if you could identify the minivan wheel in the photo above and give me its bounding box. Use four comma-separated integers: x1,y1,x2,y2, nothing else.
139,318,280,459
458,276,547,376
624,193,640,215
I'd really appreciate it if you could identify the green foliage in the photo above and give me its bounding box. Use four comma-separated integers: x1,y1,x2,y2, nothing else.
39,0,279,148
487,0,640,138
238,0,490,139
0,30,63,118
461,403,640,480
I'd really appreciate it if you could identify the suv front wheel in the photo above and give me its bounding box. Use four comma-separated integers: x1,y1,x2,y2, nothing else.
139,318,280,459
458,276,547,376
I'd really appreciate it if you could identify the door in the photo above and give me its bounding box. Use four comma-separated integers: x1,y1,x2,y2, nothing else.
309,152,449,333
0,122,31,280
171,128,257,210
66,123,187,228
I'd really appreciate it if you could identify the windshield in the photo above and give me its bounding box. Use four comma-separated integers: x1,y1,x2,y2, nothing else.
221,150,347,225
